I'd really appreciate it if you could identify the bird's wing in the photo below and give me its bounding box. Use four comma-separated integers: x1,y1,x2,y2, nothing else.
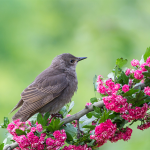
21,73,68,103
12,73,68,119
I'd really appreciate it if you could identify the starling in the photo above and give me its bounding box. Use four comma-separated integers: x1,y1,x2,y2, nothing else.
11,53,87,121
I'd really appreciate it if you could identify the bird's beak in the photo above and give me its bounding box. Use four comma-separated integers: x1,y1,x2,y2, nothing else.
77,57,87,62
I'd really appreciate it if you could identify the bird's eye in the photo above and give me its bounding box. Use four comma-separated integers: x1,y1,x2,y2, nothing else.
70,60,75,63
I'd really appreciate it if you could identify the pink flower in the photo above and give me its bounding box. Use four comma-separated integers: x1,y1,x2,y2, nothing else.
31,127,36,132
122,103,148,122
36,124,43,132
122,84,129,93
109,127,132,142
140,63,148,72
90,119,116,147
13,119,20,124
131,59,140,66
7,123,15,132
146,56,150,64
97,85,106,94
66,114,71,117
114,83,120,91
125,68,130,76
97,75,103,85
134,70,144,80
86,102,92,106
137,122,150,130
26,120,32,126
129,79,133,88
144,86,150,96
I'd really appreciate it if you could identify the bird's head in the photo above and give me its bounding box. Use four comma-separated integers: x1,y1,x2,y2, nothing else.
51,53,87,71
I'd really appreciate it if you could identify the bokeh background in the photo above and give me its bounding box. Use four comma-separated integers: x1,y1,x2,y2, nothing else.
0,0,150,149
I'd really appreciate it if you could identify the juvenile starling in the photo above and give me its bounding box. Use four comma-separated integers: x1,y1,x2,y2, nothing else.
11,53,87,121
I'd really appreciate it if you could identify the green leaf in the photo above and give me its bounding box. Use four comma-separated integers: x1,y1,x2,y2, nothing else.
86,112,93,118
116,58,128,68
68,101,74,113
93,75,97,91
121,71,129,84
91,111,100,118
99,109,111,123
37,113,44,125
4,117,9,127
62,123,77,139
59,106,68,117
65,132,73,141
144,47,150,62
15,129,26,136
93,105,101,114
90,97,97,104
43,112,50,126
0,143,4,150
47,125,54,132
82,125,95,130
142,72,150,77
123,89,139,97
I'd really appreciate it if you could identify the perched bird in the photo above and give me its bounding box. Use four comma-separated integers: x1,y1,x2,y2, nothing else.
11,53,87,122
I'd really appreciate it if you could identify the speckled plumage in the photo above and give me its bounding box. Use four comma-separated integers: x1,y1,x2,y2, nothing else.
11,53,86,121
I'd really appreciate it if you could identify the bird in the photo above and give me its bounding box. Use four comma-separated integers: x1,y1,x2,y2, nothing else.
11,53,87,122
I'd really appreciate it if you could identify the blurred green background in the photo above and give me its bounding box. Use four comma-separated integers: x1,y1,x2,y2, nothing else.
0,0,150,149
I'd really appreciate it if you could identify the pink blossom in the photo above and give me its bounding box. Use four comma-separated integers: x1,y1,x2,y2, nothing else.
63,144,92,150
134,70,144,80
137,122,150,130
122,103,148,122
114,83,120,91
97,75,103,85
109,127,132,142
129,79,133,88
36,124,43,132
122,84,129,93
140,63,148,72
7,123,15,132
144,86,150,96
66,114,71,117
90,119,117,147
26,120,32,126
146,56,150,64
86,102,92,106
103,95,129,113
131,59,140,66
13,119,20,124
97,85,106,94
125,68,131,76
31,127,36,132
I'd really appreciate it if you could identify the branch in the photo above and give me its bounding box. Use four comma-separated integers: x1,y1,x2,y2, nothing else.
3,143,18,150
61,101,104,125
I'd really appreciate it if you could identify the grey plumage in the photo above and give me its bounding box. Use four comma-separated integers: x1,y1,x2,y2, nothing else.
11,53,87,121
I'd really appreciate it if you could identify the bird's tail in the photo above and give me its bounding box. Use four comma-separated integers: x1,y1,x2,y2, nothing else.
10,99,23,113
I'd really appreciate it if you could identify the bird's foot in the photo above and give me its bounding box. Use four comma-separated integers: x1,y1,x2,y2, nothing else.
51,113,63,119
7,146,12,150
77,119,84,139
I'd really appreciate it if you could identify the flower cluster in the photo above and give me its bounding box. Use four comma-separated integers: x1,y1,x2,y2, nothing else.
7,119,66,150
97,77,120,95
121,103,148,122
144,86,150,96
102,95,131,113
90,119,117,147
63,144,92,150
109,127,132,142
137,122,150,130
46,130,67,150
